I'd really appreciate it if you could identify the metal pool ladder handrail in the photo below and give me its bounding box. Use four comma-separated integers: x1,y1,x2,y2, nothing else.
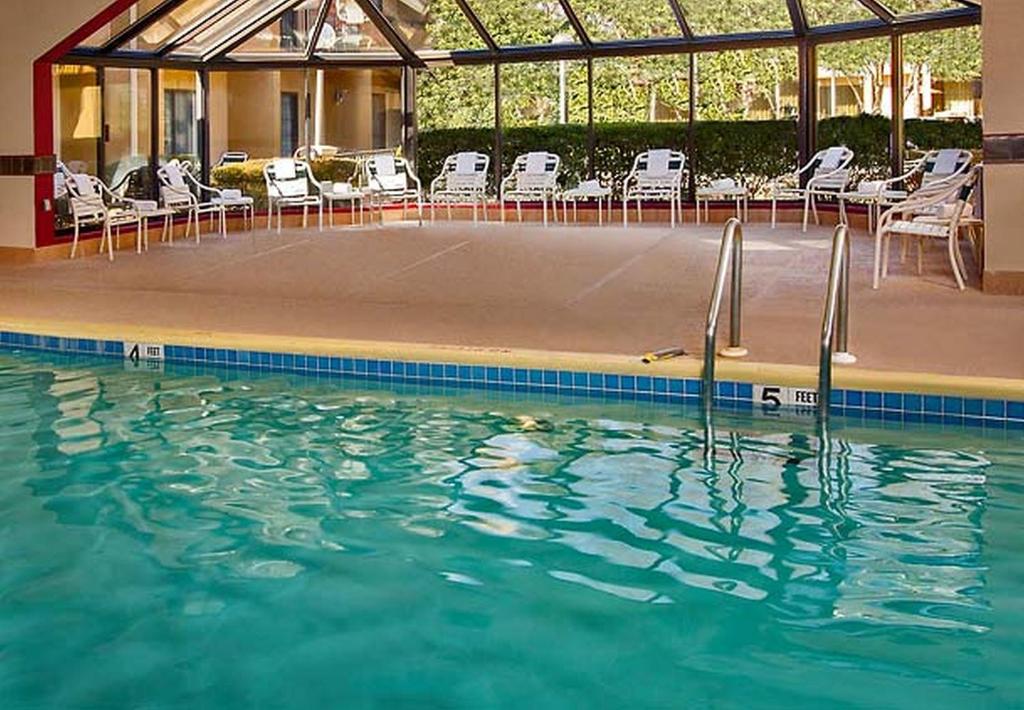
703,218,748,416
818,223,856,423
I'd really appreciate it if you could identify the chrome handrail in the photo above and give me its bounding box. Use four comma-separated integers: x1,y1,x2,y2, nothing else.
703,218,746,417
818,224,852,424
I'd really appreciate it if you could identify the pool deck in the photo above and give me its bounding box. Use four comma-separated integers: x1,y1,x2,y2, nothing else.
1,219,1023,396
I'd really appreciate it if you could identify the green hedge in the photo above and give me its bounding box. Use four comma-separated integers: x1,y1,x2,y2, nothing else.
417,115,981,197
211,157,359,209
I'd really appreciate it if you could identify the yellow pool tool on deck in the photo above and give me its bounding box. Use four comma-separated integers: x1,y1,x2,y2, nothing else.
641,347,688,364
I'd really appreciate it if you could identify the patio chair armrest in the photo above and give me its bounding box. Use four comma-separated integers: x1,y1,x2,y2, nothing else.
878,184,962,227
807,166,848,188
429,174,444,193
406,169,422,192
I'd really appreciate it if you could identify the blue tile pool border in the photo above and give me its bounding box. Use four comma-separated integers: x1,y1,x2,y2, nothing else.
2,329,1023,429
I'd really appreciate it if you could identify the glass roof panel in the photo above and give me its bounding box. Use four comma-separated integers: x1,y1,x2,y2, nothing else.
314,0,400,54
228,0,321,56
79,0,165,48
386,0,485,53
177,0,303,56
677,0,791,36
463,0,580,47
570,0,682,42
884,0,965,15
146,0,238,50
802,0,878,26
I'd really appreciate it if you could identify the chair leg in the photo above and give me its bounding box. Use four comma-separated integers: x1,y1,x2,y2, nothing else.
622,197,628,227
811,194,820,226
71,222,80,259
802,193,811,233
882,233,892,279
872,226,885,289
771,197,777,229
105,223,115,262
949,233,966,290
267,201,273,231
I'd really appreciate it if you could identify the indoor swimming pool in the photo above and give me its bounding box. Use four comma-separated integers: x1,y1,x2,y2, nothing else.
0,351,1020,708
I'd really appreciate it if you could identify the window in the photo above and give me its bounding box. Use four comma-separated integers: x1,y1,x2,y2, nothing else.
163,89,195,157
281,92,300,157
372,93,387,149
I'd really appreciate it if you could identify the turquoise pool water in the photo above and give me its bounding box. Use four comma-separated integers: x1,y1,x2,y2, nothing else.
1,352,1021,709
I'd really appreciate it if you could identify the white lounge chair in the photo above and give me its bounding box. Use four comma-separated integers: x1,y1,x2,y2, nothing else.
363,154,423,225
769,146,855,232
65,172,168,262
215,151,249,167
430,152,490,223
158,160,227,241
500,152,561,225
873,168,979,291
263,158,324,233
622,149,687,228
844,149,973,232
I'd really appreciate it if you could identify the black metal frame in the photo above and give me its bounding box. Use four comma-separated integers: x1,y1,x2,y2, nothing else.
66,0,979,70
58,0,981,195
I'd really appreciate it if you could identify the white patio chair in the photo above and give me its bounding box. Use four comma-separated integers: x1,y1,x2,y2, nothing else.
873,168,978,291
158,160,226,242
500,152,561,225
65,172,165,262
843,148,973,232
430,152,490,223
263,158,324,233
363,154,423,225
622,149,687,228
769,146,855,232
175,160,255,231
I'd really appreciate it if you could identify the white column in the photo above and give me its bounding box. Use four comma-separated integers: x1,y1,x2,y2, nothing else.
315,69,325,146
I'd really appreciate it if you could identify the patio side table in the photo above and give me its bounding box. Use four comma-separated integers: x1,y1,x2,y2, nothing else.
323,182,365,228
696,180,749,224
561,180,612,225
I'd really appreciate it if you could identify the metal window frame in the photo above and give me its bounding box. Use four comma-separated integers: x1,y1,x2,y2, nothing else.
349,0,426,68
857,0,897,23
60,1,979,70
305,0,331,61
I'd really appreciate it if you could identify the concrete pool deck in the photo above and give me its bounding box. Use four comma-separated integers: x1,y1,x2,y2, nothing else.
0,220,1022,392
